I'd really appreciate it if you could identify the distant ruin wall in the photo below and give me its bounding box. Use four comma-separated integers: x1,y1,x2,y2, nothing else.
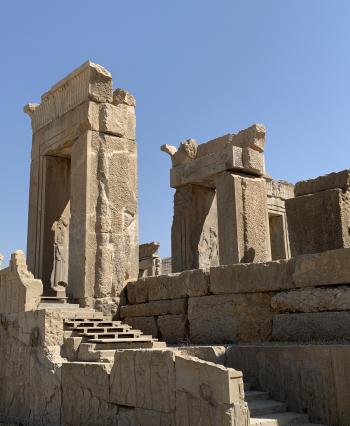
123,247,350,345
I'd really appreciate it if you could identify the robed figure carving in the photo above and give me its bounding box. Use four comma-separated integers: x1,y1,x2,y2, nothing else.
51,204,70,292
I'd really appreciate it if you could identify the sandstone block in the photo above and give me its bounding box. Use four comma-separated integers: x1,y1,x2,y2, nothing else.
210,258,294,294
113,88,136,107
118,407,175,426
110,349,176,413
293,248,350,287
176,345,227,365
295,169,350,196
99,103,136,140
120,298,187,318
188,293,274,344
124,316,159,338
271,286,350,313
175,354,247,426
272,311,350,342
158,314,187,343
286,188,350,256
127,268,209,304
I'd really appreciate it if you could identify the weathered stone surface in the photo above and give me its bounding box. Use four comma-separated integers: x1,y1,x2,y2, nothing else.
158,314,187,343
120,299,187,318
226,344,350,425
25,62,138,307
171,184,219,272
295,169,350,196
293,247,350,287
113,88,136,107
216,173,271,264
175,354,248,426
271,286,350,313
188,293,274,344
0,251,43,314
25,61,113,133
176,346,227,365
62,363,117,426
124,316,159,338
210,258,294,294
286,188,350,256
99,102,135,140
110,349,176,413
127,268,209,304
272,311,350,342
117,407,175,426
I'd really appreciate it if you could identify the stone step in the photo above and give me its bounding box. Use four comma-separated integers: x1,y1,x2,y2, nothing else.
76,332,143,340
65,320,122,327
245,390,270,401
90,336,155,343
248,400,287,416
250,412,309,426
68,325,131,333
91,339,166,350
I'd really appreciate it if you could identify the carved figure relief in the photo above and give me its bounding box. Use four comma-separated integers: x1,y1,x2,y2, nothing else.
51,206,70,290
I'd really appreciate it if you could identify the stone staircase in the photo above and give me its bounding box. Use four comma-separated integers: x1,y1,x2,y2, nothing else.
62,310,165,362
245,382,325,426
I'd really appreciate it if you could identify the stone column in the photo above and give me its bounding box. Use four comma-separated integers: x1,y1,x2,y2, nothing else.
171,184,219,272
216,172,271,264
25,62,138,308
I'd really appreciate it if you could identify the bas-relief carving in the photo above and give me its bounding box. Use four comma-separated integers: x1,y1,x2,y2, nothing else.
50,204,70,292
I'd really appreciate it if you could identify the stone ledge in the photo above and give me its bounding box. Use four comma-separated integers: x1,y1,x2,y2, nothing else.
295,169,350,196
120,298,187,318
272,311,350,342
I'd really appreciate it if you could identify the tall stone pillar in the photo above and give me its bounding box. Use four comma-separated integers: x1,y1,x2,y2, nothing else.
216,172,270,264
24,61,138,308
171,184,219,272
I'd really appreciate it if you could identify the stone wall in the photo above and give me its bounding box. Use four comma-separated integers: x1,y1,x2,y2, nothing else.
0,251,43,314
123,247,350,345
0,309,248,425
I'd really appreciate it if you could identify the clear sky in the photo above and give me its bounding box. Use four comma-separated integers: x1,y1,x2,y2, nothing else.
1,0,350,265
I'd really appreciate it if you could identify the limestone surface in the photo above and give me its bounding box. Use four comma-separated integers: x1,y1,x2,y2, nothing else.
271,286,350,313
295,169,350,196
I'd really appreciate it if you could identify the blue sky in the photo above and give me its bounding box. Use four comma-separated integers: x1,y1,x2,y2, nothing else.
0,1,350,265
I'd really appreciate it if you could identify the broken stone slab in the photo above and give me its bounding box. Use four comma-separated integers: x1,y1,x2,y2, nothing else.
294,169,350,196
127,268,209,304
112,88,136,107
188,293,274,344
293,247,350,287
210,259,294,295
286,188,350,256
139,241,160,260
99,102,136,140
158,314,187,344
272,311,350,342
176,346,227,366
271,286,350,313
120,298,187,318
110,349,176,413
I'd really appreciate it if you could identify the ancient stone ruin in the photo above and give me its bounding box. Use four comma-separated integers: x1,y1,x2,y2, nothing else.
0,61,349,425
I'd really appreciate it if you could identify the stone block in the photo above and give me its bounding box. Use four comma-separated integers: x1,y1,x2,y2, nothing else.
120,299,187,318
188,293,274,344
271,286,350,313
110,349,176,413
293,247,350,287
158,314,187,343
124,316,159,338
175,354,248,426
295,169,350,196
210,259,295,295
216,173,270,265
117,407,175,426
127,268,209,304
62,362,117,426
286,188,350,256
176,346,227,365
99,102,135,140
113,88,136,107
272,311,350,342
